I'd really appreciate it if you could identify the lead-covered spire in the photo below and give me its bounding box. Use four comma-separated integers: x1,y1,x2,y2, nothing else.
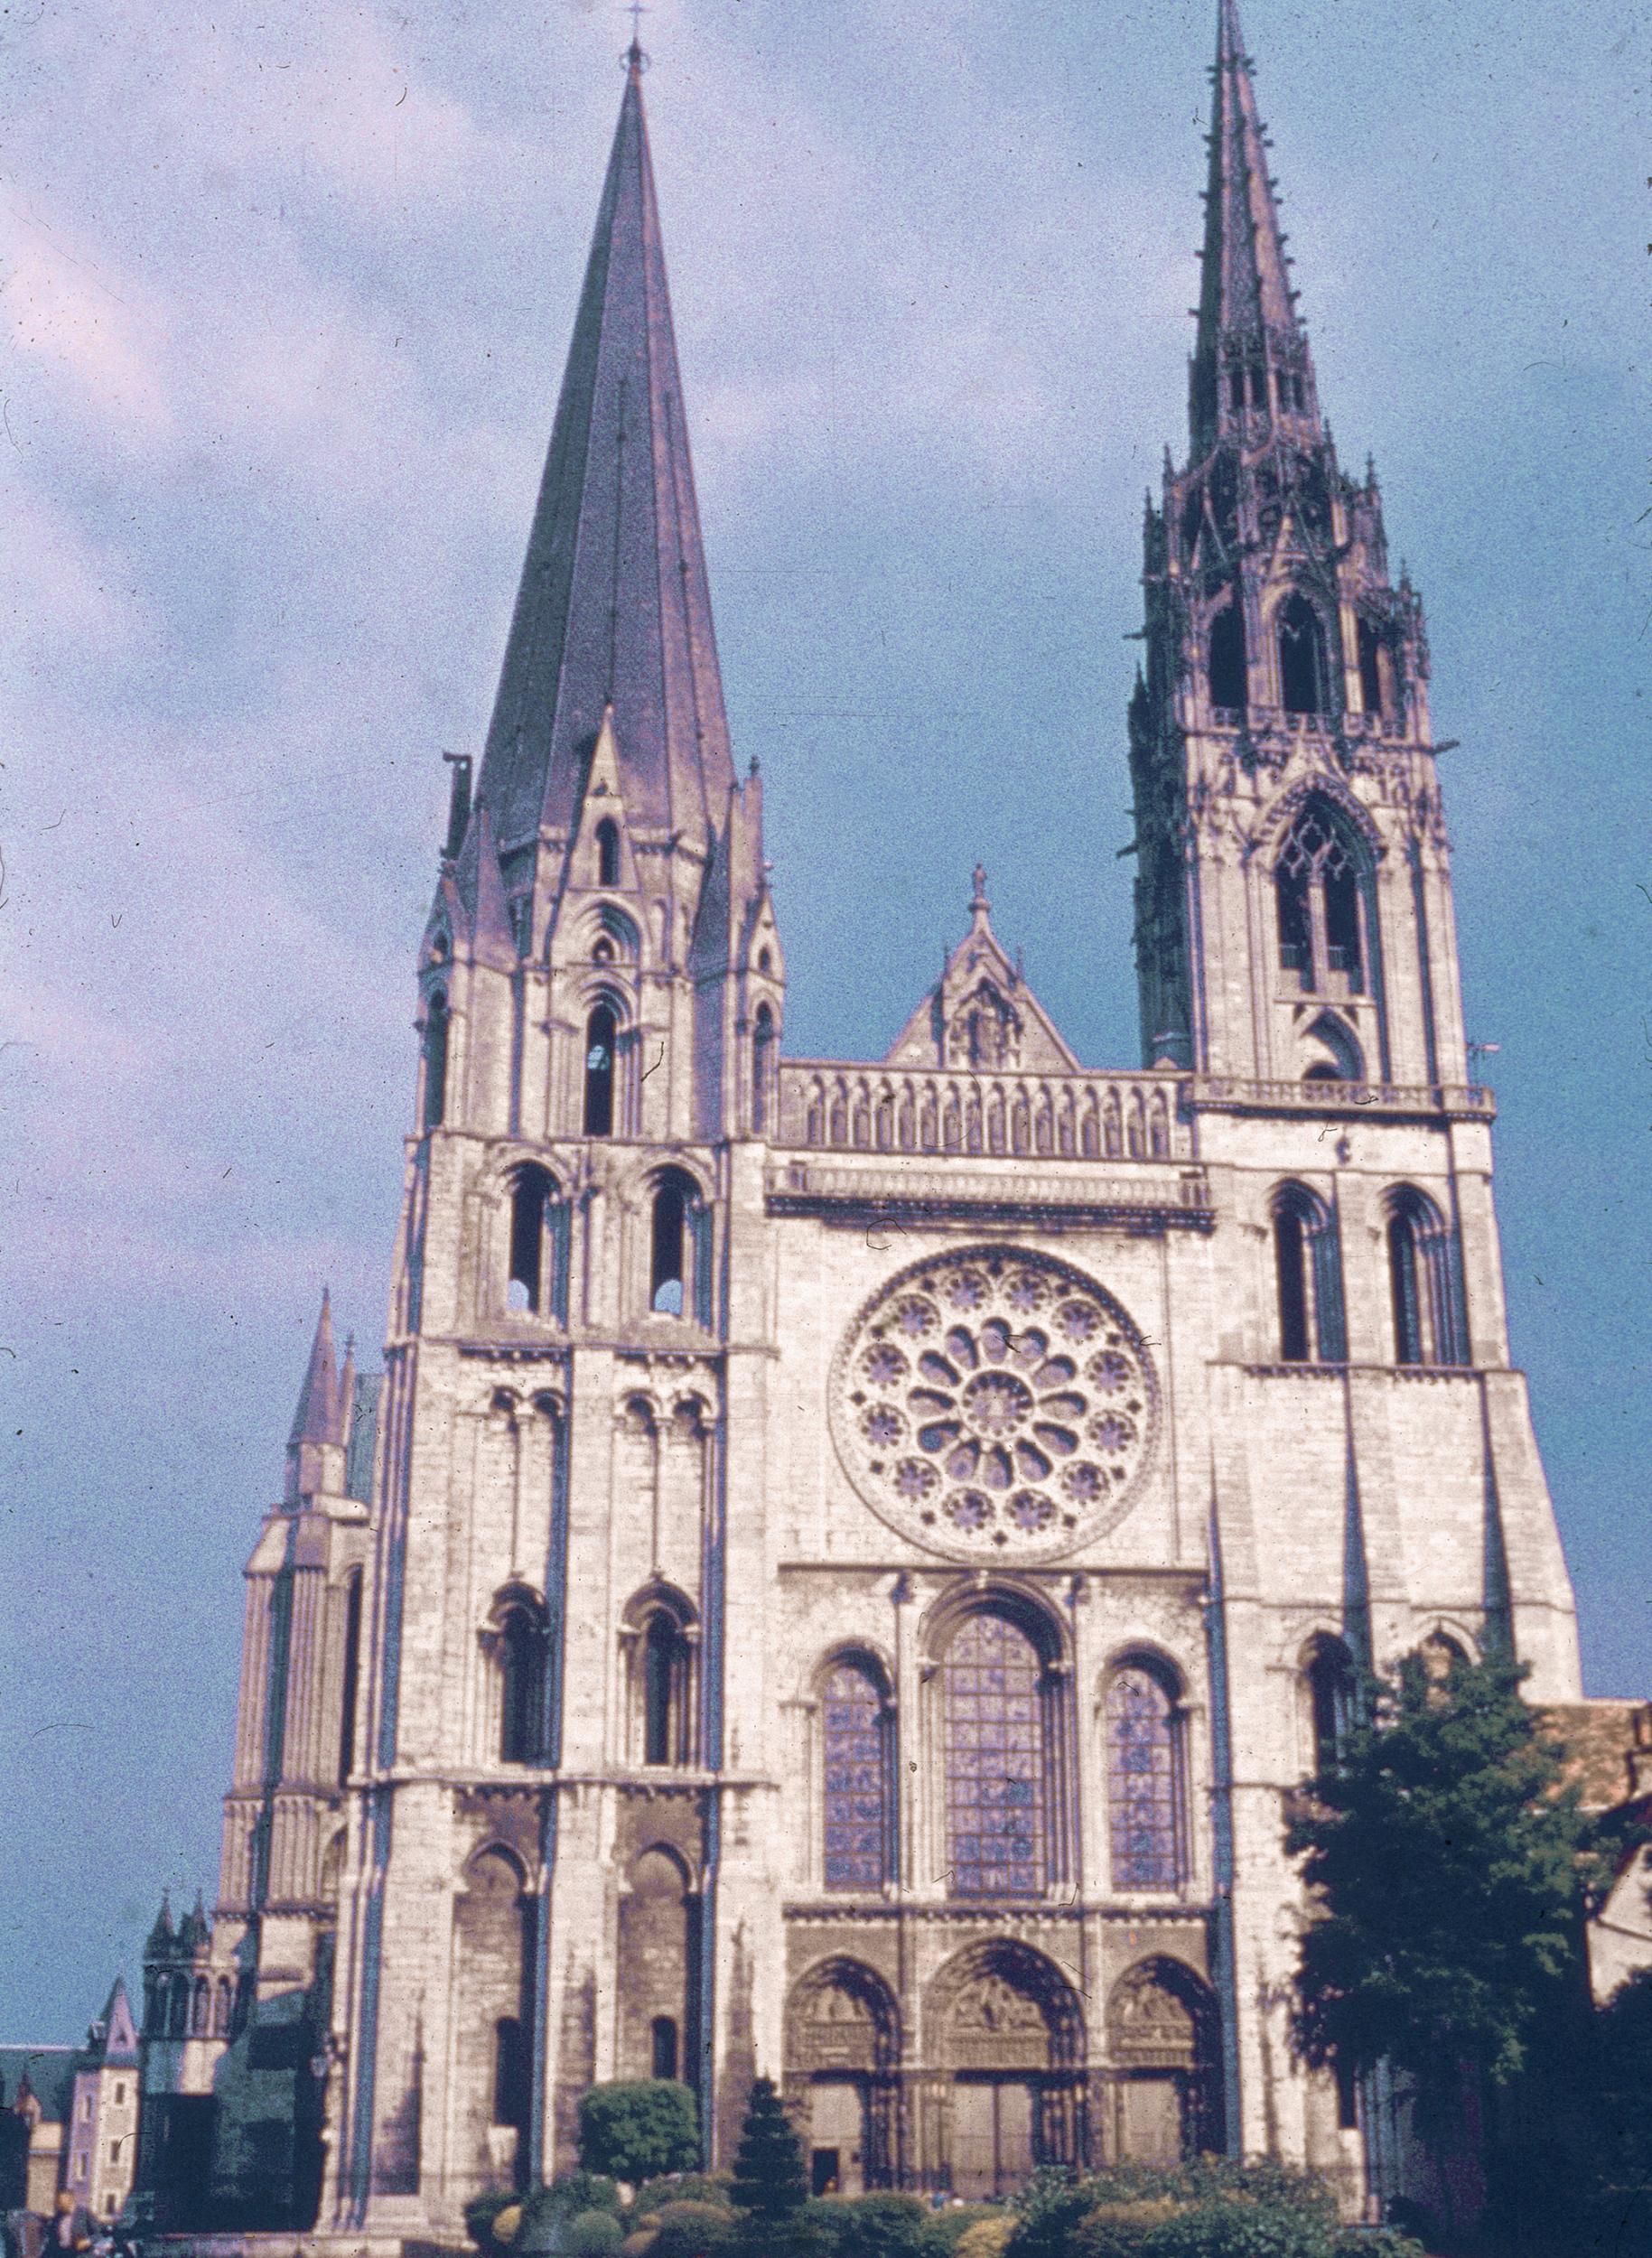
477,47,735,858
1190,0,1320,453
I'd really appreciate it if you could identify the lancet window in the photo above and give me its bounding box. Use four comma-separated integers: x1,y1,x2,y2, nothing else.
497,1596,548,1766
650,1169,708,1320
1277,592,1335,718
642,1610,694,1768
583,1003,618,1136
1106,1660,1187,1893
1271,1183,1347,1364
507,1164,566,1318
594,816,621,887
423,990,450,1128
943,1611,1054,1899
1303,1638,1357,1776
1386,1187,1467,1367
752,1003,776,1135
1208,599,1247,714
821,1657,892,1893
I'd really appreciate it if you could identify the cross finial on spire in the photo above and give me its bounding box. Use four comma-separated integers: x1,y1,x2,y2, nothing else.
623,0,649,70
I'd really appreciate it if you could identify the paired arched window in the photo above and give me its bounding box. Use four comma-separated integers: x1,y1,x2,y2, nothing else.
1106,1660,1187,1893
583,1004,618,1137
338,1568,363,1786
822,1657,893,1893
423,990,450,1128
1304,1639,1357,1777
1272,1183,1347,1364
1274,799,1371,994
650,1169,707,1320
751,1003,776,1135
507,1164,566,1318
594,816,621,888
643,1610,694,1767
1208,599,1247,714
1386,1187,1467,1367
497,1598,548,1766
942,1610,1058,1899
1277,592,1334,717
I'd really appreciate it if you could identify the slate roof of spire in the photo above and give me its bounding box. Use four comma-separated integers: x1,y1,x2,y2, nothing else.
1195,0,1312,383
288,1289,339,1449
477,46,734,856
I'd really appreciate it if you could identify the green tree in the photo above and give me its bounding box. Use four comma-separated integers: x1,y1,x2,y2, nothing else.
728,2076,807,2224
576,2080,700,2184
1286,1647,1591,2106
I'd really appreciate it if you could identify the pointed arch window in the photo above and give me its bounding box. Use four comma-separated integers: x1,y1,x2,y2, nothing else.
942,1609,1068,1899
507,1164,567,1319
1304,1639,1357,1777
822,1657,894,1893
642,1610,694,1768
583,1003,617,1137
650,2017,679,2080
594,816,621,888
497,1597,548,1766
1274,800,1372,994
1386,1187,1468,1367
1208,599,1247,714
1358,619,1388,720
423,990,450,1128
1106,1659,1188,1893
751,1003,776,1136
338,1567,363,1786
650,1168,709,1320
1272,1183,1347,1364
1277,592,1334,718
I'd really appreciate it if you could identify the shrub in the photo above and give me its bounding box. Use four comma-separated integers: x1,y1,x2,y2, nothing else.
646,2200,738,2258
1070,2202,1181,2257
465,2190,518,2251
952,2219,1015,2258
632,2175,735,2219
1137,2201,1334,2258
825,2192,935,2257
566,2216,626,2258
579,2082,702,2184
1329,2235,1425,2258
493,2207,525,2248
729,2077,807,2223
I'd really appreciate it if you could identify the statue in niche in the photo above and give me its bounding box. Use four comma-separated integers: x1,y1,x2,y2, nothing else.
946,981,1022,1070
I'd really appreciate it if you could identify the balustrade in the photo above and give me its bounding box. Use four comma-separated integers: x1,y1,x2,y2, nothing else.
776,1064,1190,1164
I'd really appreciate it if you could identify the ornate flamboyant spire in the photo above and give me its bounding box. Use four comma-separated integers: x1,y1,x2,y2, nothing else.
1190,0,1321,453
476,44,735,856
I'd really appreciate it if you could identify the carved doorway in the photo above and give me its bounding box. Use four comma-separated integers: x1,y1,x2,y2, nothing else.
1107,1957,1222,2163
786,1958,900,2192
932,1941,1083,2197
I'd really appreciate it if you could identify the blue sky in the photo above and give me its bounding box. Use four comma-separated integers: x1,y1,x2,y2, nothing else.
1,0,1646,2038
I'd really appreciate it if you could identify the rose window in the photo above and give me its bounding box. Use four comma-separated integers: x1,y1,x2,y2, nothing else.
831,1248,1158,1562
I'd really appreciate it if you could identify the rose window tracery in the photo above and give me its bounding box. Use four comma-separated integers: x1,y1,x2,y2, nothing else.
831,1248,1158,1562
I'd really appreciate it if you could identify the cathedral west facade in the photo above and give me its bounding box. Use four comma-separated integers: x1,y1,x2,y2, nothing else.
134,2,1582,2235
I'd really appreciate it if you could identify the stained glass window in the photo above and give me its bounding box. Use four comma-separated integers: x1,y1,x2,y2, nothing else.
945,1613,1045,1897
1107,1666,1183,1892
823,1663,887,1891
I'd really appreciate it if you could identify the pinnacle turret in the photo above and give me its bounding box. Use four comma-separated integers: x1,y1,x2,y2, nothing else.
1190,0,1321,453
288,1289,339,1449
476,46,734,863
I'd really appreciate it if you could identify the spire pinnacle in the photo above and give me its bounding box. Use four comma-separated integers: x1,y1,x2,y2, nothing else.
1191,0,1319,453
289,1288,340,1449
477,44,733,859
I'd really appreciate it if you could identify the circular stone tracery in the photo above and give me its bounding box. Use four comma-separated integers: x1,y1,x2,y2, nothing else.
831,1247,1158,1563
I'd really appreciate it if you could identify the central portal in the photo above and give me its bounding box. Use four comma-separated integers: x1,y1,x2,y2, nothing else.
935,1939,1083,2198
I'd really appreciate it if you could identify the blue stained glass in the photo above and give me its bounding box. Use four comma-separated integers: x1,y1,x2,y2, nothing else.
1107,1667,1183,1891
824,1664,887,1891
945,1613,1045,1897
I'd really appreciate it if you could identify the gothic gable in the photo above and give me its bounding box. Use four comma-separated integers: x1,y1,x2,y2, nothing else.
883,868,1078,1073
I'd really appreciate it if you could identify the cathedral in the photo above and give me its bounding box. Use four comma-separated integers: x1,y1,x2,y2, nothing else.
133,1,1582,2235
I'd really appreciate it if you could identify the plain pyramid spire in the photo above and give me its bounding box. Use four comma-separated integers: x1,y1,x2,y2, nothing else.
477,46,735,855
289,1288,340,1449
1191,0,1320,450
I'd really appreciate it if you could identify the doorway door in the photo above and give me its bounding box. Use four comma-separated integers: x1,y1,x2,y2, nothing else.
951,2079,1036,2198
809,2079,864,2196
1119,2074,1184,2164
